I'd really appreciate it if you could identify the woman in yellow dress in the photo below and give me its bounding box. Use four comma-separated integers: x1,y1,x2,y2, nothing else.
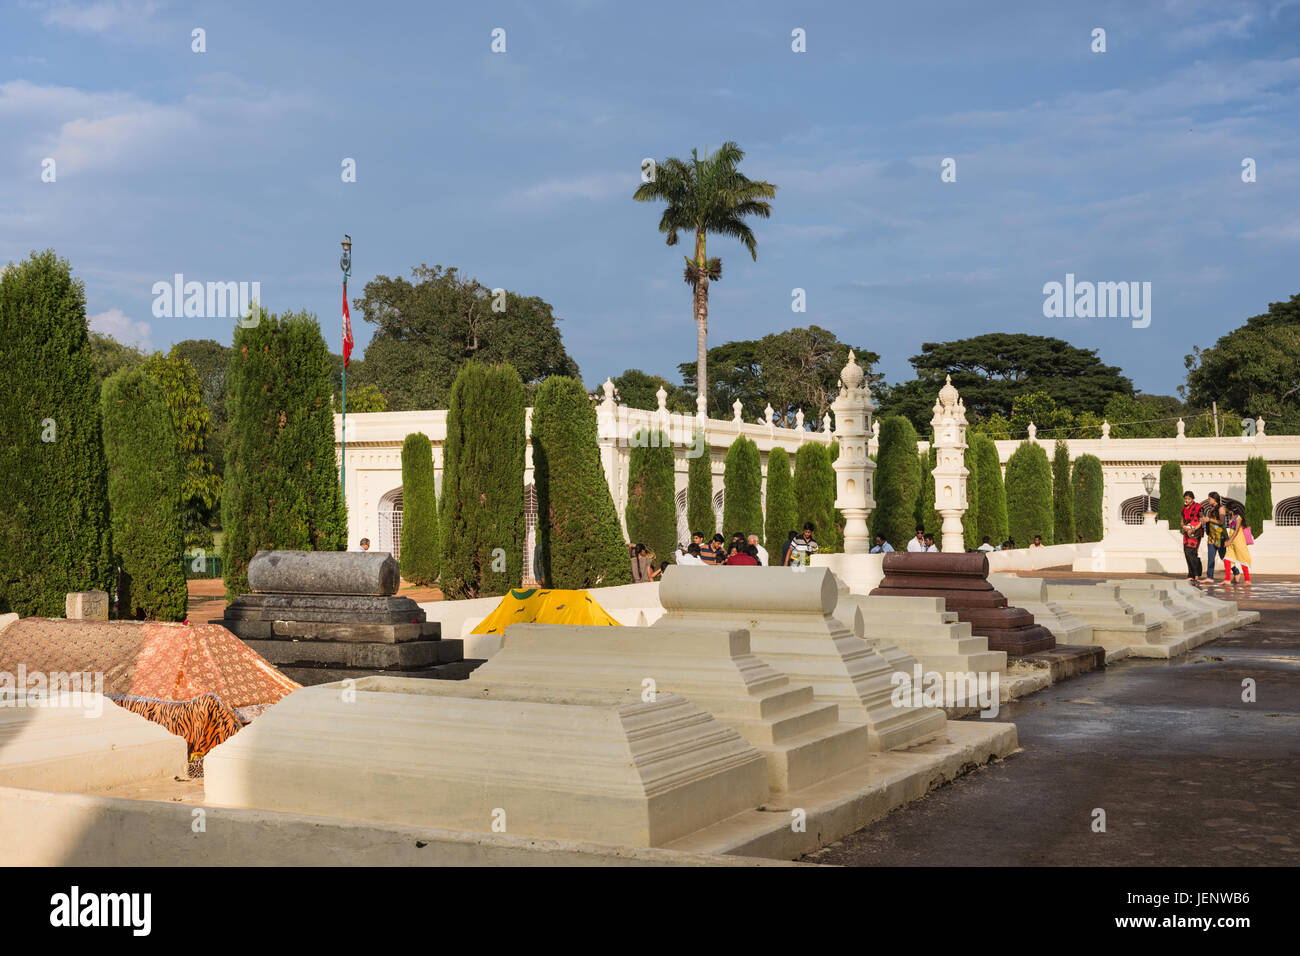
1222,507,1252,585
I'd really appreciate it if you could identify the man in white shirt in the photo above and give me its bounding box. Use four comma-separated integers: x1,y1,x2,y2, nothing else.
747,534,769,566
1031,535,1044,548
676,544,705,566
870,533,894,554
906,527,926,552
977,536,996,553
922,533,939,552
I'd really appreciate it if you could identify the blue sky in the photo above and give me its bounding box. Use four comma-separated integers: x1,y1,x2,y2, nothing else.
3,0,1299,398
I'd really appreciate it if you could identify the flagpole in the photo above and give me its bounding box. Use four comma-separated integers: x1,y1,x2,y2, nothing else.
340,235,352,510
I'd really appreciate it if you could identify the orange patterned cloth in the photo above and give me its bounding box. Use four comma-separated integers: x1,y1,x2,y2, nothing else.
0,619,299,707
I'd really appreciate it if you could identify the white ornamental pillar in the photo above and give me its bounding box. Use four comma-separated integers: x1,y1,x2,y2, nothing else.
830,350,875,554
930,375,969,555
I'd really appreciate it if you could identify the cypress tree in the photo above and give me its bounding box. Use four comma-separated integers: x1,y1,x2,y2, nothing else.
439,363,526,598
0,250,112,616
1157,461,1183,525
1245,455,1272,538
827,441,844,553
1052,440,1076,544
1072,454,1104,542
764,447,796,562
101,368,188,620
221,310,346,599
872,416,922,550
400,432,439,586
1005,441,1054,546
626,428,677,565
962,442,981,550
915,445,939,539
792,443,836,548
971,433,1009,546
686,433,715,540
532,375,630,588
722,436,763,539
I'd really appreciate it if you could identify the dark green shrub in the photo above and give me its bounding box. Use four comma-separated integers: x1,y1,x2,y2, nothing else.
101,368,187,620
221,310,346,599
686,432,716,539
439,363,525,598
1072,454,1104,542
1157,461,1183,525
872,416,922,549
1004,441,1054,546
400,432,439,586
1245,455,1272,538
764,447,796,561
532,376,631,588
0,250,112,616
793,443,837,548
971,433,1009,545
1052,440,1075,544
627,428,677,565
722,436,763,539
962,442,981,550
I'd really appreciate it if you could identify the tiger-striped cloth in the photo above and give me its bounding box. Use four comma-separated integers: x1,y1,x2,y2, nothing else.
108,692,247,778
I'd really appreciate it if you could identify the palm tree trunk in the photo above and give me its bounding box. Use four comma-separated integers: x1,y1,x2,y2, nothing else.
694,230,708,416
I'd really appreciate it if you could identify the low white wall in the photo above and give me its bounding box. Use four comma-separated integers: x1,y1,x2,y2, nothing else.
0,786,787,866
985,542,1092,572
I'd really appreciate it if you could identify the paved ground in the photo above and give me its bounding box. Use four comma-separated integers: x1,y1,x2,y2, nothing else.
807,582,1300,866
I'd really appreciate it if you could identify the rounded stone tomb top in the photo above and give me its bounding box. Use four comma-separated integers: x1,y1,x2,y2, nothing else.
658,564,838,616
247,549,401,596
840,350,864,389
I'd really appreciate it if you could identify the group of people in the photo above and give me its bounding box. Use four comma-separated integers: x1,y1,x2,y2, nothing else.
868,527,1041,554
628,523,824,581
1180,490,1254,586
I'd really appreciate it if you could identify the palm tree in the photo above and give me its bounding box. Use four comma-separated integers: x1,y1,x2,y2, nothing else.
634,142,776,414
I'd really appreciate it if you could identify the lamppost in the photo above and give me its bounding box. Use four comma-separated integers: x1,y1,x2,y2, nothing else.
1142,472,1156,524
340,235,352,507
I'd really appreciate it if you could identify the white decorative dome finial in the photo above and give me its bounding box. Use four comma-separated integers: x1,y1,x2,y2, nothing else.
840,349,864,389
938,374,959,409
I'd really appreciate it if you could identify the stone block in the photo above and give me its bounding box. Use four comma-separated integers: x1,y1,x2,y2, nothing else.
847,593,1007,676
65,591,108,621
242,638,441,670
0,697,187,792
247,549,400,596
1041,582,1172,657
988,574,1094,646
269,620,428,643
472,622,869,793
204,677,770,847
224,593,429,625
656,567,947,752
276,660,485,685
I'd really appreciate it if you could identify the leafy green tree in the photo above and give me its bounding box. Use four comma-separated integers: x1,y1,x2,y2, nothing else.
341,382,388,413
353,265,578,411
828,440,844,551
142,350,222,553
1072,454,1104,542
90,332,145,383
1245,456,1272,538
1009,390,1075,441
0,250,113,616
721,436,763,538
686,432,715,539
882,333,1134,432
1004,442,1054,547
764,446,796,562
971,433,1009,545
221,310,347,599
172,339,232,477
101,368,188,620
792,443,836,548
1052,440,1076,544
610,369,695,414
872,416,922,549
1186,293,1300,434
626,428,677,565
400,432,439,586
1157,462,1183,525
532,376,631,588
963,442,981,550
439,363,525,598
635,142,777,409
678,340,766,421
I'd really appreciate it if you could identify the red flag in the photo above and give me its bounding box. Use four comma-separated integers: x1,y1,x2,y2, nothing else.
342,281,353,368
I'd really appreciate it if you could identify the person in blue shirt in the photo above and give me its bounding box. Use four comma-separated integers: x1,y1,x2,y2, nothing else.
869,533,894,554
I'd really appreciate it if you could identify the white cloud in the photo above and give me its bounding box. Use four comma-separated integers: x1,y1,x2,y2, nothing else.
40,1,165,35
89,307,152,349
504,171,633,208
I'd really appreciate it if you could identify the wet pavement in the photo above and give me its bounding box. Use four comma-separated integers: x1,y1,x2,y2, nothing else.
807,594,1300,867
